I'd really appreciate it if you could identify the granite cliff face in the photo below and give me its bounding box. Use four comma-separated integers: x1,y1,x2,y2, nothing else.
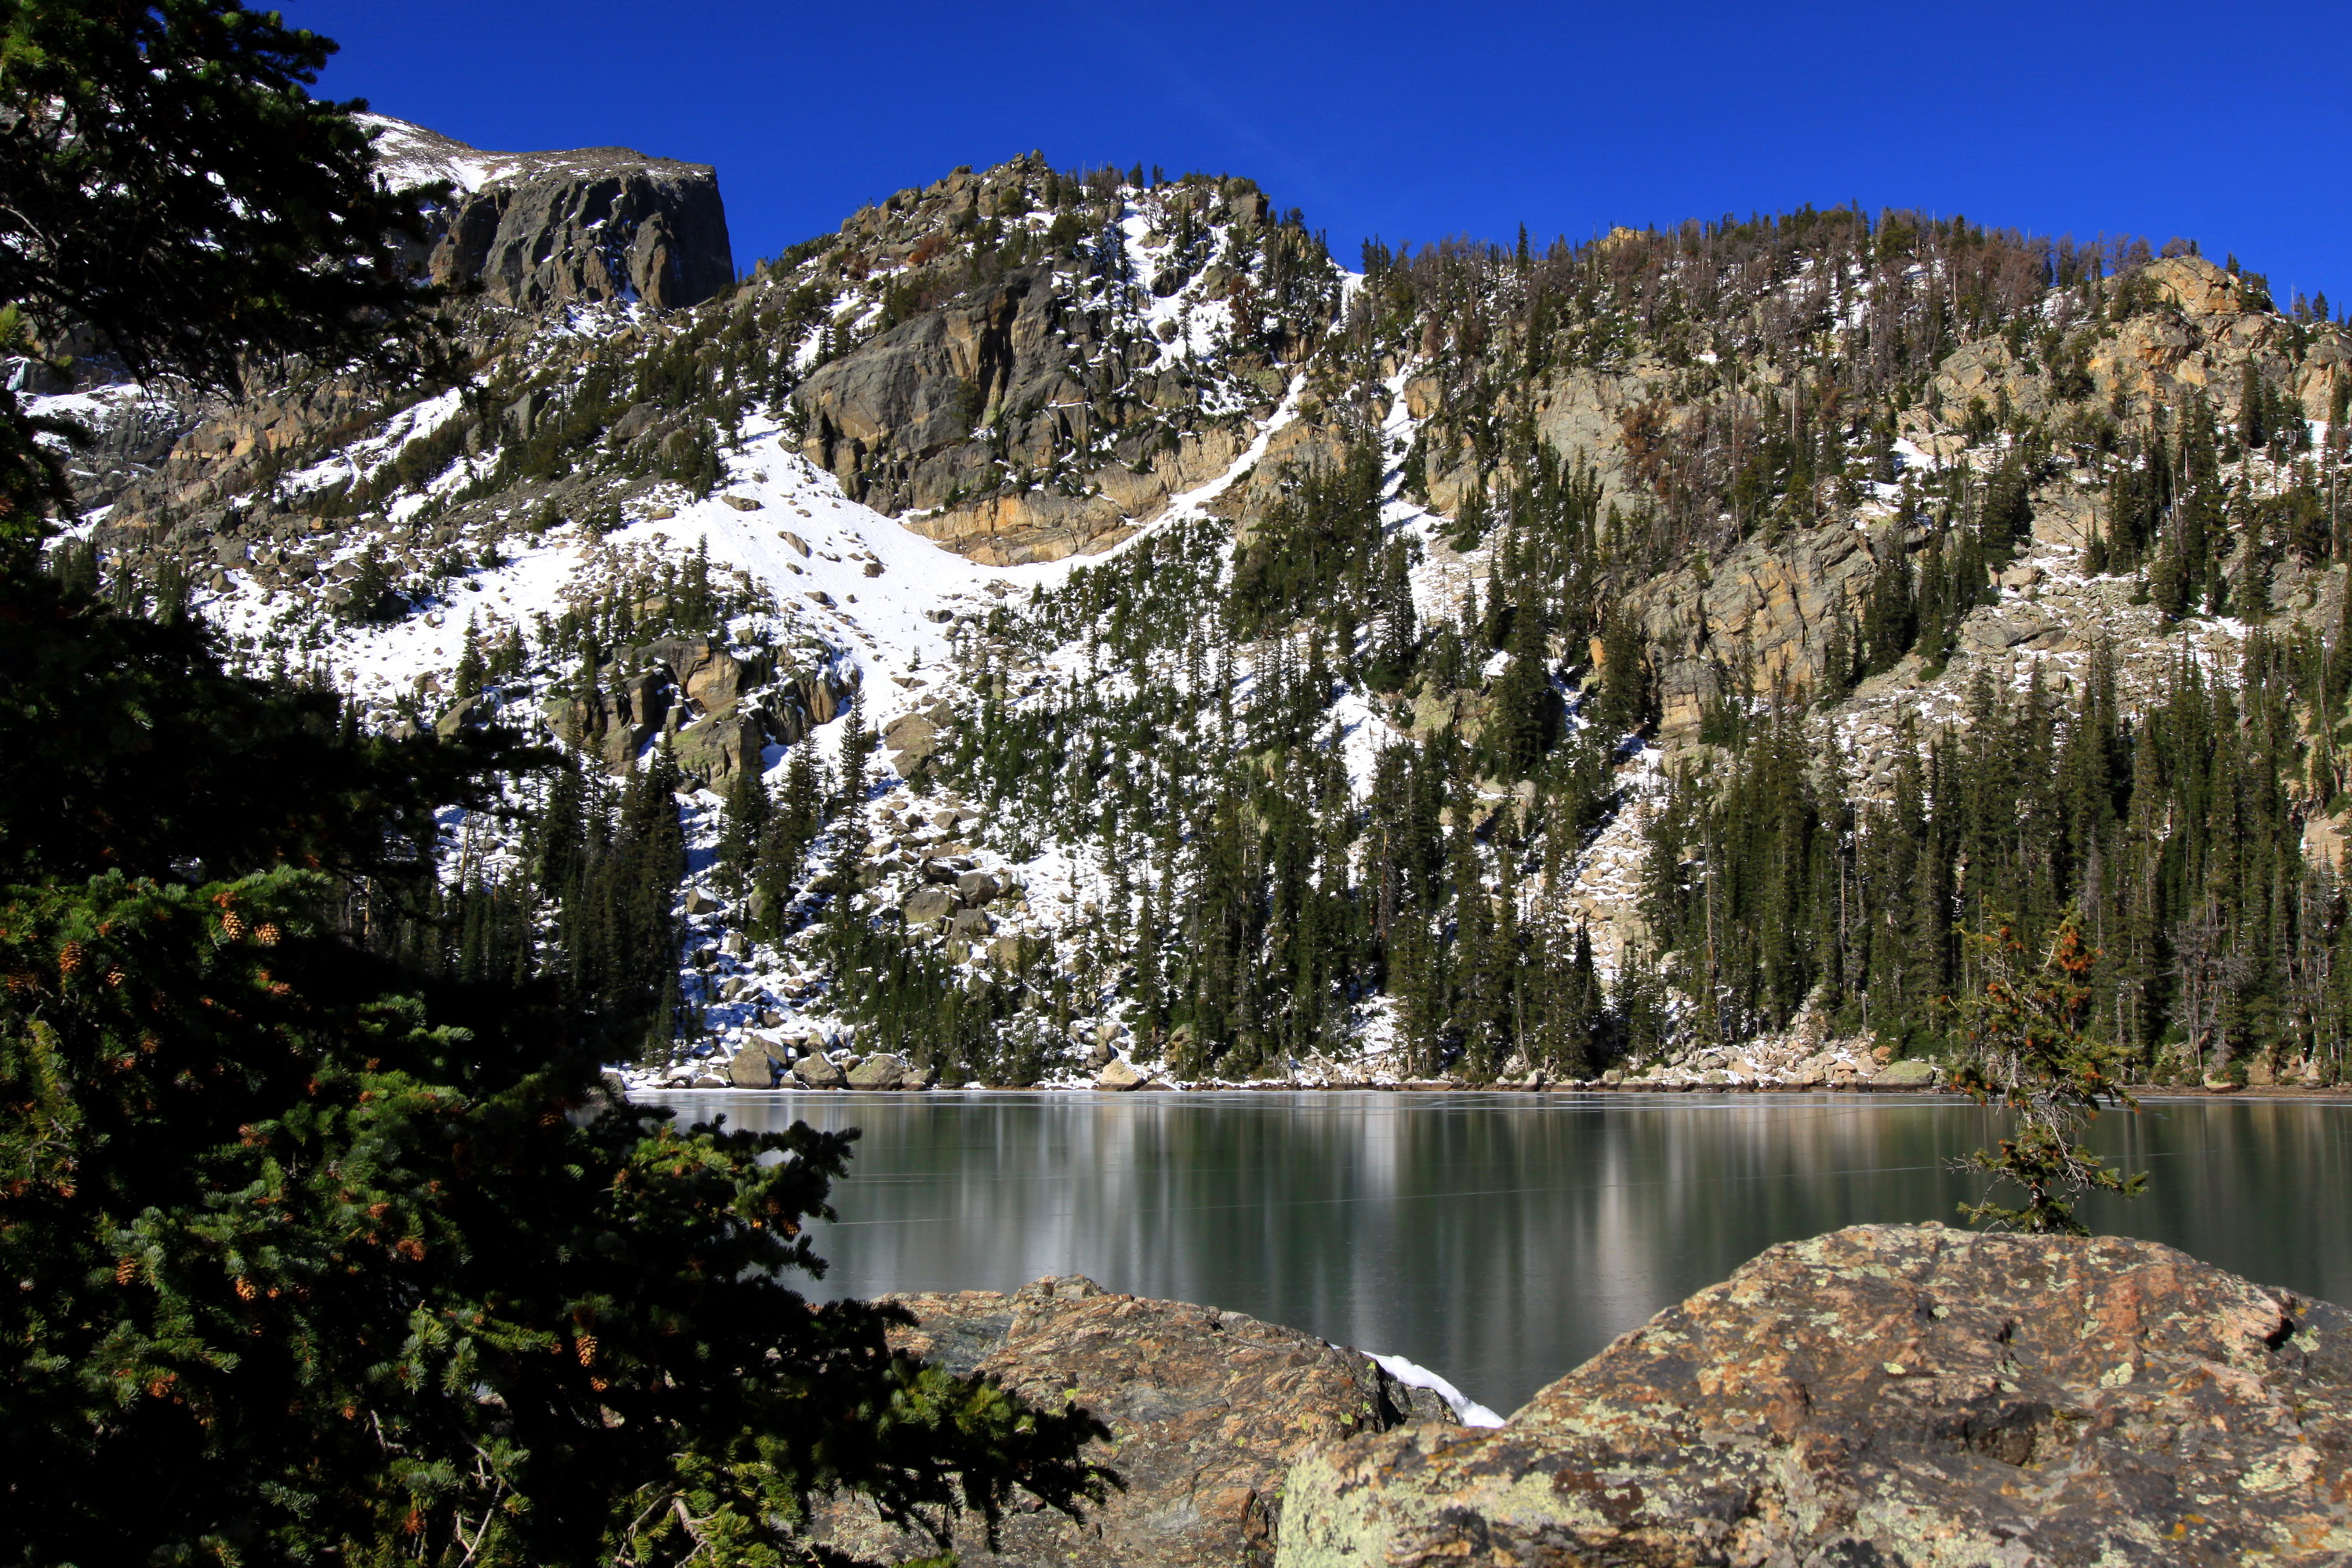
365,115,735,312
75,118,736,552
794,263,1259,564
1392,251,2352,749
786,156,1338,563
1915,254,2347,441
1278,1225,2352,1567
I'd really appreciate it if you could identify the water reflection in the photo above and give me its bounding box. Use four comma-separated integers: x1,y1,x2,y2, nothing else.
649,1090,2352,1414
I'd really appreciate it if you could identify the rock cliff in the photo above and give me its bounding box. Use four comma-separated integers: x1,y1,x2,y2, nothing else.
67,116,735,543
1389,252,2351,751
786,155,1338,564
1277,1225,2352,1566
365,115,735,312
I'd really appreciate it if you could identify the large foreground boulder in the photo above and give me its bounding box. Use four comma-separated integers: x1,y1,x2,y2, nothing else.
1279,1225,2352,1566
811,1276,1454,1567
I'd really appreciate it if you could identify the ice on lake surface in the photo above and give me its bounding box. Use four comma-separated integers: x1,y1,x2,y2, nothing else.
644,1090,2352,1416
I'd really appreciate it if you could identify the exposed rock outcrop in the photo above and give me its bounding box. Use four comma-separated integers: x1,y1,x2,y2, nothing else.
1399,251,2352,760
77,116,736,541
535,645,855,779
1278,1224,2352,1567
365,115,735,312
783,156,1333,564
812,1276,1454,1568
1921,255,2344,434
793,263,1257,564
671,711,763,789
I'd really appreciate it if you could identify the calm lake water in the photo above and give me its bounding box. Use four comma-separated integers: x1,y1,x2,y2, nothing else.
644,1089,2352,1416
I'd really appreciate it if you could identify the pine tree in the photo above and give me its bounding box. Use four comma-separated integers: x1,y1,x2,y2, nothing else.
1595,610,1650,739
455,613,485,700
1949,909,2145,1233
715,752,769,897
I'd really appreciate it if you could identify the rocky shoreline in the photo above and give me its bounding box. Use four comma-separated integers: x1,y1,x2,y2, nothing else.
634,1052,2343,1098
638,1021,2341,1097
833,1229,2352,1566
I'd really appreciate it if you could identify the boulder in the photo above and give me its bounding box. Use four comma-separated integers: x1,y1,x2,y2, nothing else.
672,713,764,789
989,933,1040,969
901,885,961,927
789,1052,848,1089
1094,1056,1146,1091
883,711,946,777
643,636,746,713
1874,1057,1939,1088
1276,1225,2352,1567
811,1276,1453,1568
845,1051,916,1090
955,869,1002,905
724,1040,779,1089
433,694,483,738
608,402,660,443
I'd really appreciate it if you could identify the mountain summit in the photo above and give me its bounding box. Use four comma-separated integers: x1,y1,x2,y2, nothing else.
362,113,735,312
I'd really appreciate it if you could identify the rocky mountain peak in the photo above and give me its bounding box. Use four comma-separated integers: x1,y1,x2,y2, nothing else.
760,158,1334,563
361,114,735,313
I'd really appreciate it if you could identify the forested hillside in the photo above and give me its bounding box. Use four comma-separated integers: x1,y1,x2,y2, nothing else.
39,122,2352,1091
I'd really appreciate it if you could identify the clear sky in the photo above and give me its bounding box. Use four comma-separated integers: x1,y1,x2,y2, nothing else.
302,0,2351,306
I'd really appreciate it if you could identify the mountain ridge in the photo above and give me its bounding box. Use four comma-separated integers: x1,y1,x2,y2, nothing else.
34,124,2352,1091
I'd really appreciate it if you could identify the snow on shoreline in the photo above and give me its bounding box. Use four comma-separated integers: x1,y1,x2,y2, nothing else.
1367,1352,1505,1427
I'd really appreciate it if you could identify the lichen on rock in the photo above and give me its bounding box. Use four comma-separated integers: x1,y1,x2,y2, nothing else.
1277,1224,2352,1566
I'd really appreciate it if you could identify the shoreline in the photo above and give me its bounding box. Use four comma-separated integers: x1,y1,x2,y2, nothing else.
633,1080,2352,1101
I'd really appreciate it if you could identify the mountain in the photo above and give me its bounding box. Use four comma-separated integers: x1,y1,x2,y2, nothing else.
32,125,2352,1091
361,115,735,314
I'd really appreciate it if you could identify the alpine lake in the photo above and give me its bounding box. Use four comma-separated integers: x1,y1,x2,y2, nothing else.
642,1089,2352,1415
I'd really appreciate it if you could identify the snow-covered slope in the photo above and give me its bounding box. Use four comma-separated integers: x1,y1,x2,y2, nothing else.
161,249,1343,1087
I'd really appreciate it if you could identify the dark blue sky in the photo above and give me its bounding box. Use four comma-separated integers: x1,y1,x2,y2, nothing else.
303,1,2350,305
